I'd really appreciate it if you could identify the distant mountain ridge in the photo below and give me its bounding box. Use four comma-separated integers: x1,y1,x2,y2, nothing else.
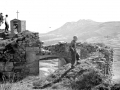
40,19,120,45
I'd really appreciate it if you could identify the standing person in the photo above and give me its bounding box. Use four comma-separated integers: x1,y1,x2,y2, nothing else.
5,14,9,33
0,13,3,26
0,13,1,26
69,36,80,67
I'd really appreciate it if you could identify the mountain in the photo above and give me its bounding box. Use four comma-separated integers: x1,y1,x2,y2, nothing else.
40,19,120,45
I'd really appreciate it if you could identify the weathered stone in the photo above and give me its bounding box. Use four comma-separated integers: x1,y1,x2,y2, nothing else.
0,62,4,71
26,49,39,75
0,30,42,82
4,62,13,72
58,58,66,68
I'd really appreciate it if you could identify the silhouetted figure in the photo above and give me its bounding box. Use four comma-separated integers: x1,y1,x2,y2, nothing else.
14,23,18,34
0,13,3,26
70,36,80,67
5,15,9,33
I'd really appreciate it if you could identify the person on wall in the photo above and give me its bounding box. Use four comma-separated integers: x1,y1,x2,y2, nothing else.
69,36,80,67
0,13,4,26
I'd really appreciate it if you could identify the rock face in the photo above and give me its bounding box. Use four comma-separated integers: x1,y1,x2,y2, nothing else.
33,43,113,90
0,30,42,82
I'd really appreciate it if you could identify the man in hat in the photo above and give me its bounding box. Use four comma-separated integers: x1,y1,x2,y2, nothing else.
70,36,80,67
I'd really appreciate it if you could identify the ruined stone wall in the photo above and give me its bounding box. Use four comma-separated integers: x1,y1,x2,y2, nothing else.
44,42,113,77
33,43,113,90
0,30,42,82
78,43,113,78
0,30,113,83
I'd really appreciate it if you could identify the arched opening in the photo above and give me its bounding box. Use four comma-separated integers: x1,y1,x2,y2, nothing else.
39,57,67,78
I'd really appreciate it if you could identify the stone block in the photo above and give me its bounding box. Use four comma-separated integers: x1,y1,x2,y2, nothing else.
0,62,4,71
26,47,39,52
26,49,39,75
5,62,13,72
58,58,66,68
26,60,39,75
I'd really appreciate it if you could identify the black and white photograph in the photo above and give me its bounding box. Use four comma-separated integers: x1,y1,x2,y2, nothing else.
0,0,120,90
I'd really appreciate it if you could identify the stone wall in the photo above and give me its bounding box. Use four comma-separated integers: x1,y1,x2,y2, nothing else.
0,30,113,83
44,42,113,77
0,30,42,82
33,43,114,89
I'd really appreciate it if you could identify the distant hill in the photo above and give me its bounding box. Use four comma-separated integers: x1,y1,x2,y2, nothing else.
40,19,120,45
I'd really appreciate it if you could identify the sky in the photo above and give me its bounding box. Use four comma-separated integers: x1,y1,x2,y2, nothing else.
0,0,120,33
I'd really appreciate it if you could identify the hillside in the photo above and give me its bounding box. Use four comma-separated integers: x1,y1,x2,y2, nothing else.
40,19,120,45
